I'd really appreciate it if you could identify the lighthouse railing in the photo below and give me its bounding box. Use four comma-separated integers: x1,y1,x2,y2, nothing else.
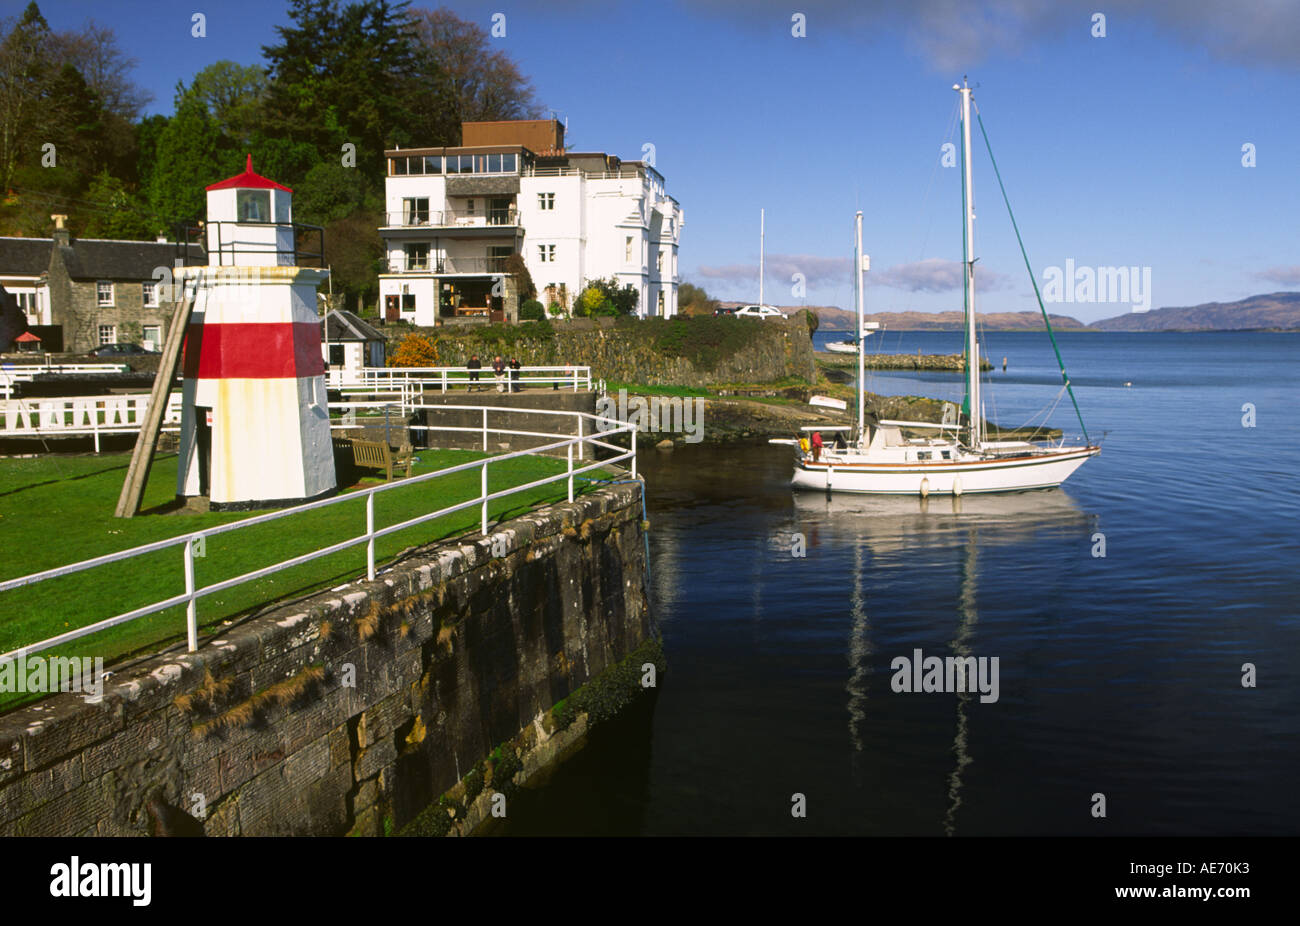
0,406,637,663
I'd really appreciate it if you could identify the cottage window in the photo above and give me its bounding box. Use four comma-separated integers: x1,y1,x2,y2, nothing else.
96,282,114,306
538,192,554,210
143,325,161,348
98,325,116,345
538,244,555,263
142,281,158,307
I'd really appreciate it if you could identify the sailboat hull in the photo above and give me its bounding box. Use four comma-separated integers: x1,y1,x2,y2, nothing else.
792,446,1099,495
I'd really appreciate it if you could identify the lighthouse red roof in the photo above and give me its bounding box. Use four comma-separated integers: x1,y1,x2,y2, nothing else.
205,154,293,193
15,331,41,342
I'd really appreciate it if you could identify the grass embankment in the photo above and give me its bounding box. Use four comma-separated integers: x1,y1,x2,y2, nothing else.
0,449,610,709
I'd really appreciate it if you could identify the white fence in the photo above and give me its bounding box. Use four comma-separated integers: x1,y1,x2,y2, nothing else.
1,394,186,450
327,365,591,393
0,406,638,661
0,363,132,400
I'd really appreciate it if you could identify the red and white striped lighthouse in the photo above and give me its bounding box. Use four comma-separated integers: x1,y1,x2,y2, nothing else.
176,156,336,509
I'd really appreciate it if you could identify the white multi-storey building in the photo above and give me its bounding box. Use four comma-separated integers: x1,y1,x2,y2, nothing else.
377,119,683,326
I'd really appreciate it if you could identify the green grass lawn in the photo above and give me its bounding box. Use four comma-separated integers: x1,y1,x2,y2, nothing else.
0,448,612,709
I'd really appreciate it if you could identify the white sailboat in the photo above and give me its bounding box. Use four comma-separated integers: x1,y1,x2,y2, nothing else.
825,321,880,354
789,79,1099,496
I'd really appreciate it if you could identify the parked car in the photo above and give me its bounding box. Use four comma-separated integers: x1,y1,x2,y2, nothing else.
89,342,158,357
713,306,738,316
732,305,787,320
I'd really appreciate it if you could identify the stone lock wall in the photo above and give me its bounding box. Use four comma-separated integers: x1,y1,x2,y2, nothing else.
0,482,651,836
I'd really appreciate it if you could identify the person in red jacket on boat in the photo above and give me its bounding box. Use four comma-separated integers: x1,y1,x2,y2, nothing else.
811,430,823,462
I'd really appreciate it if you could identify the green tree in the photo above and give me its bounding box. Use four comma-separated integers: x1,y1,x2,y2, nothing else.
82,170,153,239
0,2,53,192
678,281,719,316
180,61,267,146
148,95,237,227
295,160,370,225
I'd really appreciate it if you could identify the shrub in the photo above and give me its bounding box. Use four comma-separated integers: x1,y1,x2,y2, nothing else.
652,315,756,370
546,301,564,317
518,299,545,321
387,333,439,366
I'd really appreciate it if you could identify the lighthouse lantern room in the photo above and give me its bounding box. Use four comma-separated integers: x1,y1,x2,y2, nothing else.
176,155,336,509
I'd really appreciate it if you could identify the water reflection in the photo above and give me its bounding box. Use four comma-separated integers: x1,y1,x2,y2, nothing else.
793,489,1097,834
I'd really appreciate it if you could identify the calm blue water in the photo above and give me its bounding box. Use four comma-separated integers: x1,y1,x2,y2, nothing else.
502,331,1300,835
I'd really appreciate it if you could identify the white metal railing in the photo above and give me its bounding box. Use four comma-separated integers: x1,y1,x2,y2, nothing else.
1,367,592,445
0,406,637,660
327,365,591,393
1,363,131,378
1,394,185,450
382,209,518,229
1,362,133,401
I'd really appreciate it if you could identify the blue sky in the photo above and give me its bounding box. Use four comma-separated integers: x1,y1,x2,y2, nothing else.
11,0,1300,321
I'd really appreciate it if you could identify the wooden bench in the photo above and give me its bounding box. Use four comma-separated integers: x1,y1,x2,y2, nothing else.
336,437,413,481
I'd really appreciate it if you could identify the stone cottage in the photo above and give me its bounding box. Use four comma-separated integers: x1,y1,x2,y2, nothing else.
0,216,202,353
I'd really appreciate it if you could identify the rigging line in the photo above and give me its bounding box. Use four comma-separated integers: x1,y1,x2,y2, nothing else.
973,104,1091,445
916,97,962,263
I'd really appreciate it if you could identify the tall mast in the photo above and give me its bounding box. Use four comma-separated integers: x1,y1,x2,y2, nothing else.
855,211,865,440
957,77,981,448
759,208,765,308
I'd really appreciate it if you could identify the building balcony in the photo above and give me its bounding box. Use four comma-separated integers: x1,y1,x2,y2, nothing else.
384,255,510,275
381,209,520,238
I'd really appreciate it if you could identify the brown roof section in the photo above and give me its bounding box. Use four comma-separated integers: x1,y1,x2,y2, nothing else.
461,119,565,155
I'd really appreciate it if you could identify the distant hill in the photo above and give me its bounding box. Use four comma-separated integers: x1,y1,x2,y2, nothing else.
766,305,1088,331
1090,292,1300,331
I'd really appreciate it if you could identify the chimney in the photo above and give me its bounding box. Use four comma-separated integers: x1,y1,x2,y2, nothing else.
50,214,69,246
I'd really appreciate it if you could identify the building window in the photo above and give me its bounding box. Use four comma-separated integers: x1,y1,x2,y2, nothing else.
625,237,633,262
538,192,554,210
538,244,555,263
657,291,665,315
142,281,158,307
656,251,664,273
16,291,36,322
466,199,475,215
237,189,270,222
488,246,513,273
391,157,407,176
403,197,429,225
404,243,429,271
98,325,116,345
142,325,161,348
96,282,114,306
